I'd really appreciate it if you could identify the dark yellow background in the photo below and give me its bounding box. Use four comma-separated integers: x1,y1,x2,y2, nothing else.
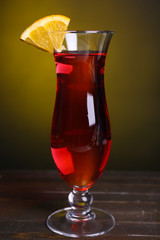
0,0,160,170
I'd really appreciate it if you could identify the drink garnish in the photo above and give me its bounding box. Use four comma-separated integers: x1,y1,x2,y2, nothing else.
20,15,70,54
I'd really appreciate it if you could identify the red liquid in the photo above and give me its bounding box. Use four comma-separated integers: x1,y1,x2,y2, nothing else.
51,51,111,190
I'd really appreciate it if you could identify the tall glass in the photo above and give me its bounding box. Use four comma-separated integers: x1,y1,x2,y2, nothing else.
46,30,114,237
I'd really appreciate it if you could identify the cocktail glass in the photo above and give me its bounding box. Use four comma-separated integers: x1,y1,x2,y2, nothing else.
46,30,115,237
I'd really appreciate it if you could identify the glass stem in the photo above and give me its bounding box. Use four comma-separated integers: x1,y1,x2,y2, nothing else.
66,189,96,222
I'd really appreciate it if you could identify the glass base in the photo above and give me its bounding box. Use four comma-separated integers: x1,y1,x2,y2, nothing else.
46,207,115,238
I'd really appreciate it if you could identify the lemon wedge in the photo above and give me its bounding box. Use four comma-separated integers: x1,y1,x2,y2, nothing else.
20,15,70,54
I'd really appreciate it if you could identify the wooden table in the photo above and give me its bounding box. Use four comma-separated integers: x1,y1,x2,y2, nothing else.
0,170,159,240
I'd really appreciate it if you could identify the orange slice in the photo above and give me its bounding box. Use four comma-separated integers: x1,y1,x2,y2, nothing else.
20,15,70,54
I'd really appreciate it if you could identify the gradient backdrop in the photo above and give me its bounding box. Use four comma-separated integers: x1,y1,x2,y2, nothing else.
0,0,160,170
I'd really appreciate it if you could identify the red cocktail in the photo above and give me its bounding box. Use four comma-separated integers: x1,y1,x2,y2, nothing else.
51,51,111,190
20,16,114,237
47,31,115,237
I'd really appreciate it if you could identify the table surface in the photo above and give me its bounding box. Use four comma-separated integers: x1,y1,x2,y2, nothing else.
0,170,159,240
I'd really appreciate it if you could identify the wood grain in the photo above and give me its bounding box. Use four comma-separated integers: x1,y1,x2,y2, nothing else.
0,170,159,240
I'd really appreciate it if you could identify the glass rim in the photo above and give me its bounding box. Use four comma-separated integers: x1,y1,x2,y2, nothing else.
50,30,114,34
